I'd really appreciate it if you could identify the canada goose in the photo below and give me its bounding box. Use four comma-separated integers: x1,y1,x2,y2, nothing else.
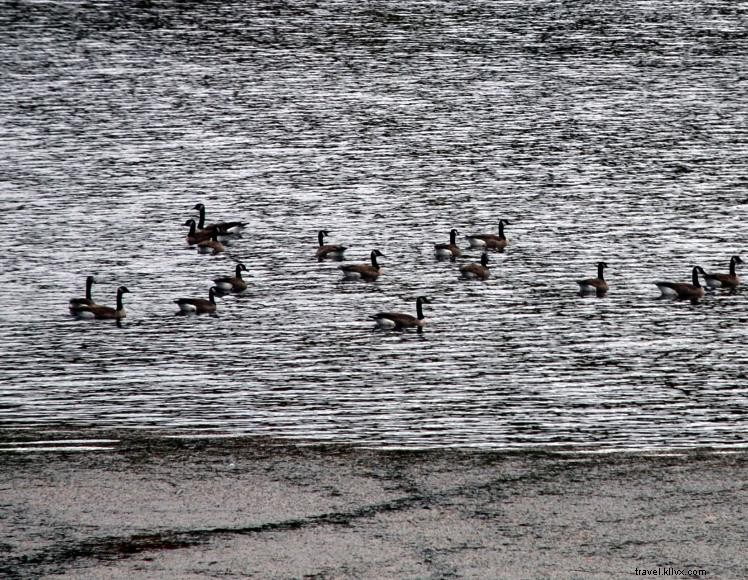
184,219,214,245
577,262,609,296
460,253,490,280
197,229,225,255
316,230,347,260
466,219,509,250
193,203,246,235
69,275,97,310
372,296,432,331
175,287,218,314
339,249,385,281
213,263,248,293
71,286,130,320
704,255,743,289
434,229,462,259
655,266,706,300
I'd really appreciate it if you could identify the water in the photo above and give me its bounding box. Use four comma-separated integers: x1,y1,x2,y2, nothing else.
1,0,747,451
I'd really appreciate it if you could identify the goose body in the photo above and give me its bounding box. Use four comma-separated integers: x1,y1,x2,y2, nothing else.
197,229,225,255
372,296,431,330
69,275,97,311
193,203,246,235
577,262,609,295
316,230,347,260
704,255,743,289
434,229,461,259
71,286,130,320
339,250,385,281
175,287,218,314
466,219,509,250
184,219,214,245
655,267,706,300
460,253,490,280
213,263,248,293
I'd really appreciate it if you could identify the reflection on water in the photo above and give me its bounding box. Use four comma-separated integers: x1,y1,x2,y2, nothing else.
1,0,746,451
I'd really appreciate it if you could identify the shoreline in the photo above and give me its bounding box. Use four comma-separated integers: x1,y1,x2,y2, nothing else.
1,429,746,578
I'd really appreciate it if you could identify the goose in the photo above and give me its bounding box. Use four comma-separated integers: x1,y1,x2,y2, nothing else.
704,255,743,289
71,286,130,320
193,203,246,235
434,229,462,259
339,249,385,281
577,262,609,296
175,287,218,314
316,230,347,260
372,296,432,331
197,229,225,255
184,219,214,245
655,266,706,300
460,253,490,280
69,275,97,310
213,263,248,293
466,219,509,250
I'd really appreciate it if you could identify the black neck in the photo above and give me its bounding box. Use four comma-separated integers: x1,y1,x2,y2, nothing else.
116,289,125,310
498,221,505,238
730,258,737,276
85,277,94,300
187,220,197,235
209,289,216,304
197,206,206,229
691,267,701,287
416,298,425,320
211,229,220,241
318,231,325,246
449,230,457,245
481,254,489,267
235,265,244,279
597,263,605,280
370,252,380,269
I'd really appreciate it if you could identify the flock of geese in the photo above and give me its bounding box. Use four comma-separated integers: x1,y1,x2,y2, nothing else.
68,204,744,329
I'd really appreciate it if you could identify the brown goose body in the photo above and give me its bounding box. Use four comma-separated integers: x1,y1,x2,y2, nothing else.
175,287,218,314
577,262,609,296
72,286,130,320
184,219,214,245
193,203,246,235
434,228,462,259
69,275,97,311
655,267,706,300
316,230,347,260
704,255,743,289
460,253,490,280
339,250,384,282
372,296,431,330
214,263,248,293
466,219,509,250
197,229,225,255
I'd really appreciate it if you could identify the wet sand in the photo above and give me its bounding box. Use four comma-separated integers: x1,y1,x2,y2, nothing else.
0,431,746,579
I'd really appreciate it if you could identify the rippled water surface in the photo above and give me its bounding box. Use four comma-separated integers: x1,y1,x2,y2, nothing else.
1,0,747,450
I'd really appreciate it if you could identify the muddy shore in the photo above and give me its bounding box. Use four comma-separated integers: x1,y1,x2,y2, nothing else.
1,430,746,579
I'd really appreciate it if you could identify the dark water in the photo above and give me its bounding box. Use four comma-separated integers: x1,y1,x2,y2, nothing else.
1,0,747,451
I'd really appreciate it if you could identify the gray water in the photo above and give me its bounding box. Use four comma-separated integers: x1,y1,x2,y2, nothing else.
1,0,747,451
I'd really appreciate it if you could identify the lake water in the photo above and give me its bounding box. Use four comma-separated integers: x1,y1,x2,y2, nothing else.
1,0,746,451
